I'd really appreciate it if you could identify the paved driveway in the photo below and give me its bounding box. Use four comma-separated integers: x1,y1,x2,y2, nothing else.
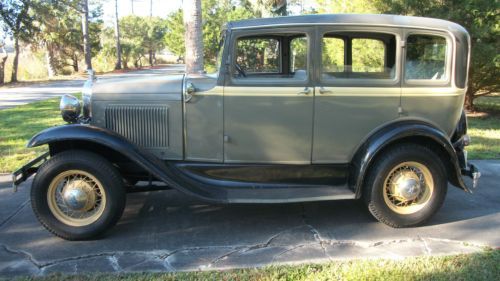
0,65,185,110
0,160,498,277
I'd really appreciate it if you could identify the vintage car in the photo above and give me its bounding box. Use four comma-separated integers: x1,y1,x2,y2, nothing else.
13,14,480,240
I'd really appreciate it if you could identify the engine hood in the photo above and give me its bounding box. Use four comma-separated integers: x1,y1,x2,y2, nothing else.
91,74,184,101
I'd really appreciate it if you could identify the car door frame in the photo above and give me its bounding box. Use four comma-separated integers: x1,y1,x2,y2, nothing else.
223,26,316,164
311,25,403,164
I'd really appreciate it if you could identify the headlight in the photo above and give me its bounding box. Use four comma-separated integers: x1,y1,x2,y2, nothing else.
60,94,81,123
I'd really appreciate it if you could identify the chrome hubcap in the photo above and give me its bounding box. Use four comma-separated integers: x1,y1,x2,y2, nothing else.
390,173,422,201
62,179,96,211
383,162,434,215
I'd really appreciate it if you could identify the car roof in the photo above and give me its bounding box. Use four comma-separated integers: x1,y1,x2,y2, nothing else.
226,14,468,37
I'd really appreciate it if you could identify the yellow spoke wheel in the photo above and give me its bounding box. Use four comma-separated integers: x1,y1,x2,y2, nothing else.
382,162,434,215
47,170,107,227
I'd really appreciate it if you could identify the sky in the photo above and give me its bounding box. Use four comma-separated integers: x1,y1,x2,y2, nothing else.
102,0,183,25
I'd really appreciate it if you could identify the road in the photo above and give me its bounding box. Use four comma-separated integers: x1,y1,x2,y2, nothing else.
0,160,498,277
0,65,185,110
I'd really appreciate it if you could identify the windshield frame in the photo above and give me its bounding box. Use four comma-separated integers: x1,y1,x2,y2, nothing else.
215,29,227,74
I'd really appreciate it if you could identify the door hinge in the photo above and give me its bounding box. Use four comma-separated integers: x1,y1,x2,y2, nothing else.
398,106,405,116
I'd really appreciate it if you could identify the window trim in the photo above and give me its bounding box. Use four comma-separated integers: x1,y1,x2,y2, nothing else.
318,28,401,87
403,31,453,87
228,28,312,87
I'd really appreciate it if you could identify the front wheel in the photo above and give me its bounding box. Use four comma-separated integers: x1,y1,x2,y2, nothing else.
363,144,447,228
31,150,126,240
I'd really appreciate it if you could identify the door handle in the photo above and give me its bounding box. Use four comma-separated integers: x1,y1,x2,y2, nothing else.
319,87,332,94
298,87,310,95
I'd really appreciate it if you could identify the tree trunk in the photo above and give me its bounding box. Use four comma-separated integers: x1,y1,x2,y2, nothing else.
45,43,57,78
81,0,92,71
0,47,7,85
11,37,20,83
149,49,153,66
114,0,122,70
72,53,79,72
183,0,204,74
464,87,475,111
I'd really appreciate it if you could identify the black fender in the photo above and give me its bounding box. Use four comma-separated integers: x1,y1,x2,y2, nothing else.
27,124,227,202
350,120,469,198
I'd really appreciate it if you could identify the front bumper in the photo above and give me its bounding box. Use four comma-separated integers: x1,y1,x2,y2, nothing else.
11,151,49,192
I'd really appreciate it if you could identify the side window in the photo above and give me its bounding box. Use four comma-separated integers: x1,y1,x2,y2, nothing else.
233,34,308,81
405,34,448,81
235,38,280,75
321,32,396,80
352,39,385,73
322,37,345,72
290,37,307,72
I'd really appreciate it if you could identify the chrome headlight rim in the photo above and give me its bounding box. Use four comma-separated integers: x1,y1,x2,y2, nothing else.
60,94,81,123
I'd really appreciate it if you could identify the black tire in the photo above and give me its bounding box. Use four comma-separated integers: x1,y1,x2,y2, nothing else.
31,150,126,240
363,144,447,228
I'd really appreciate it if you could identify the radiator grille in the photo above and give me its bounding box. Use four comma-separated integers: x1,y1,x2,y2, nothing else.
105,105,169,148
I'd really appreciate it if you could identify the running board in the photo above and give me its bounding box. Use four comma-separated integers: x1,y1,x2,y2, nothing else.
169,162,356,203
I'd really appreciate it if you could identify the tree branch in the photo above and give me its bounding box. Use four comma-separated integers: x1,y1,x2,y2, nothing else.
474,91,494,97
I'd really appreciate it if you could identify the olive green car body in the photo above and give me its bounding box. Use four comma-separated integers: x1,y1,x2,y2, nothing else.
15,14,478,204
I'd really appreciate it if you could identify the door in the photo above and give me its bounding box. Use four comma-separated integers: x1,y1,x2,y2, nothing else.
184,74,224,162
313,27,403,163
223,30,314,163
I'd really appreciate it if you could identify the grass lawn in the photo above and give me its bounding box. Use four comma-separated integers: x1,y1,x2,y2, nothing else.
467,95,500,159
0,98,65,173
8,249,500,281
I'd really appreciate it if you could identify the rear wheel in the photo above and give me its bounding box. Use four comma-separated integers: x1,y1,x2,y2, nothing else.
31,150,126,240
364,144,447,227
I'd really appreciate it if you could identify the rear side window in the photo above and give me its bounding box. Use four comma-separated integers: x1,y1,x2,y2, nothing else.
322,37,345,72
290,37,307,72
321,32,397,80
352,39,385,73
405,35,448,81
